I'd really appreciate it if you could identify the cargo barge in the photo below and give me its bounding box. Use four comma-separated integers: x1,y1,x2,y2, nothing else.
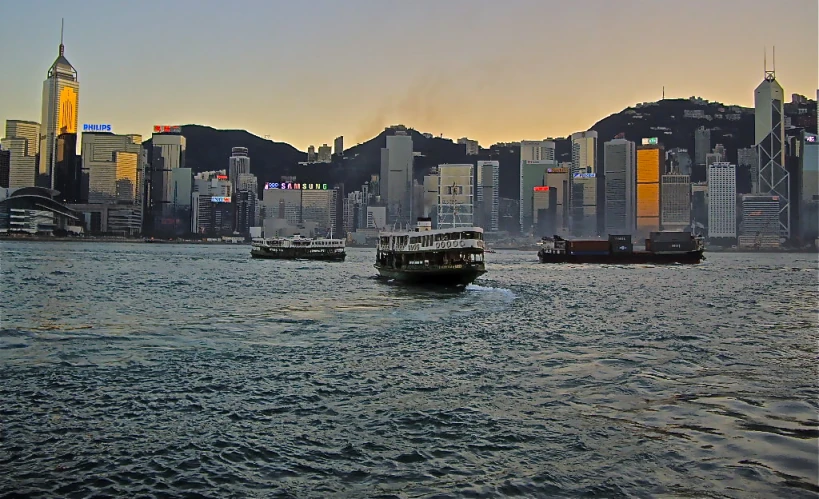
537,232,705,264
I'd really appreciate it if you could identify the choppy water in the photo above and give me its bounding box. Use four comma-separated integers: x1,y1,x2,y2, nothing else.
1,242,817,498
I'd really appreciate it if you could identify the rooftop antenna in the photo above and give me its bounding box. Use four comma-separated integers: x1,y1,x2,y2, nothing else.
59,18,65,56
662,86,665,100
772,45,776,76
764,46,776,81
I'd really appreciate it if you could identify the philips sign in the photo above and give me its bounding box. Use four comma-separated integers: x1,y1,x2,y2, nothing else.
83,124,112,132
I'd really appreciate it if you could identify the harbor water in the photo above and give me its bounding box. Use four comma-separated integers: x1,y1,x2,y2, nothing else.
1,242,817,497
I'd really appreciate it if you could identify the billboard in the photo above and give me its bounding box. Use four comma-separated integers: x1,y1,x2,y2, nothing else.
573,172,596,179
153,125,181,133
82,124,112,132
641,137,658,145
533,186,552,191
264,182,329,190
211,196,231,203
546,168,568,173
216,174,228,180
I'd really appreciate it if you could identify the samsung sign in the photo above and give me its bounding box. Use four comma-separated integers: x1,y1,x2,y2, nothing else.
83,124,112,132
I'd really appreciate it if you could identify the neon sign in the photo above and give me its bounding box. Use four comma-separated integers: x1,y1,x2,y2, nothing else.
82,124,112,132
264,182,329,190
216,175,228,180
153,125,181,133
806,135,817,143
641,137,658,145
211,196,231,203
573,172,596,179
547,168,568,173
533,186,551,191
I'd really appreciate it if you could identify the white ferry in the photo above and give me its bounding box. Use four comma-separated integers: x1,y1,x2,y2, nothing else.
251,234,346,261
374,217,486,285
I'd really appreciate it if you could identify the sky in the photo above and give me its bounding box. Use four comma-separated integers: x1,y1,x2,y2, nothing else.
1,0,817,151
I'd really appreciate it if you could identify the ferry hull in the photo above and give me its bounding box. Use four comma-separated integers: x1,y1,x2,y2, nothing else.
251,248,346,261
374,264,486,286
537,250,704,265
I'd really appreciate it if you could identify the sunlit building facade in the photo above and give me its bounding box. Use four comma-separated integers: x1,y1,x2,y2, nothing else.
437,164,474,229
636,144,664,237
1,120,40,188
707,162,737,240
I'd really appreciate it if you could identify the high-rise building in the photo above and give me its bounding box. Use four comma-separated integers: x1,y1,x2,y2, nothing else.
544,165,570,233
571,131,598,174
228,147,250,192
39,24,79,189
660,174,691,231
0,147,9,188
1,120,40,188
334,136,343,157
81,132,142,204
519,140,556,233
570,173,597,236
694,126,710,165
53,133,80,203
755,61,790,239
707,162,737,240
738,147,759,193
739,195,781,248
458,137,479,156
636,143,664,237
437,164,474,229
381,131,414,226
713,144,727,161
476,160,499,231
423,168,439,222
533,186,558,236
307,145,316,163
317,144,332,163
146,129,186,236
668,148,692,176
604,138,637,235
799,132,818,242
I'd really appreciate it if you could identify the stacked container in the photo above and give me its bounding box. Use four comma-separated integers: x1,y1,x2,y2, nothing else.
608,234,633,254
567,239,610,255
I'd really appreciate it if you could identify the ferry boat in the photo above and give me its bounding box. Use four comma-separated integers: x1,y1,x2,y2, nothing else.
374,217,487,285
537,232,705,264
251,234,346,261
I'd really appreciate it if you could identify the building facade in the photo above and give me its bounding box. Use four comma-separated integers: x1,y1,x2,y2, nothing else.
604,138,636,235
476,160,499,231
381,131,414,226
739,195,781,248
437,164,474,229
636,143,664,237
755,68,790,238
1,120,40,188
519,140,556,233
660,174,691,231
707,162,737,240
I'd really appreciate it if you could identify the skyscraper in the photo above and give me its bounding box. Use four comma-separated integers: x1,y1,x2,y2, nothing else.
799,132,818,242
570,131,599,236
707,162,737,240
636,143,664,237
660,174,691,231
334,136,344,157
437,164,474,229
81,132,142,204
39,22,79,189
54,132,80,203
228,147,250,194
571,131,598,175
519,140,556,233
307,145,316,163
755,58,789,238
146,129,187,235
604,138,636,235
476,160,499,231
694,126,710,165
381,131,413,226
317,144,332,163
1,120,40,188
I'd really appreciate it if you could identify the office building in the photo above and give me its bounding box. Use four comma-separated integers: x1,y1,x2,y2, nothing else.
738,147,759,193
604,138,636,235
307,145,316,163
713,144,726,161
0,147,9,188
81,133,142,204
476,160,499,231
571,131,598,175
228,147,250,192
755,62,790,238
519,140,556,233
636,143,664,237
660,174,691,231
707,162,737,240
380,131,414,226
334,136,343,157
533,186,558,236
668,148,692,176
544,165,570,233
146,129,187,236
423,168,439,222
458,137,479,156
570,172,597,236
739,195,781,248
437,164,474,228
800,132,818,242
694,126,710,165
53,133,80,203
691,183,708,233
39,25,79,189
1,120,40,188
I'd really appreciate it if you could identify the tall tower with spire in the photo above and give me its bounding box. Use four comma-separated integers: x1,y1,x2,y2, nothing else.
754,46,789,239
39,19,79,189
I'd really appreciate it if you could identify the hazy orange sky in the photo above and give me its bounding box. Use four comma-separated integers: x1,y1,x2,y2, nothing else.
1,0,817,151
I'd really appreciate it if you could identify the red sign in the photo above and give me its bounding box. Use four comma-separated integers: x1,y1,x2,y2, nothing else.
216,175,228,180
534,186,551,191
153,125,181,133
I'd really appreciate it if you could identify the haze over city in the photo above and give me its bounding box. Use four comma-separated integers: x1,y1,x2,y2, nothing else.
0,0,816,149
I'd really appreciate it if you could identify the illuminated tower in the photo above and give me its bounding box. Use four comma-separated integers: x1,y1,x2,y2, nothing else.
754,48,789,239
39,19,79,190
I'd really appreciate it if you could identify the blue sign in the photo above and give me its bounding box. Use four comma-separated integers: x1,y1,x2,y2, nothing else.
573,172,596,179
83,124,112,132
211,196,231,203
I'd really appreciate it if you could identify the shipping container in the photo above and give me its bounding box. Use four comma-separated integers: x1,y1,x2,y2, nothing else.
650,231,692,243
650,240,695,252
568,239,610,251
610,241,634,253
608,234,632,243
645,239,652,251
569,251,610,256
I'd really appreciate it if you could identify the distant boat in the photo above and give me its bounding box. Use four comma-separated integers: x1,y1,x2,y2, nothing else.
537,232,705,264
251,234,346,261
374,217,487,286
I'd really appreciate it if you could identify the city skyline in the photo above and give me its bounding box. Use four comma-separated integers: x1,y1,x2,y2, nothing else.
0,0,816,151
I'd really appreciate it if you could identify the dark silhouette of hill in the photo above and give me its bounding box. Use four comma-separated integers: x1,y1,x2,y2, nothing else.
144,96,815,200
